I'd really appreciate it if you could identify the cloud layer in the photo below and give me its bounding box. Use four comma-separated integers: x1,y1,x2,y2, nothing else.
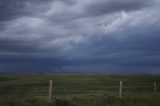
0,0,160,73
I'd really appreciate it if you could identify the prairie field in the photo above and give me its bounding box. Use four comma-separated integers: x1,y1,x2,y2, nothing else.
0,73,160,106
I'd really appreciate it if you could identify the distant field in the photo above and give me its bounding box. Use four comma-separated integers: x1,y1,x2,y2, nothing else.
0,74,160,106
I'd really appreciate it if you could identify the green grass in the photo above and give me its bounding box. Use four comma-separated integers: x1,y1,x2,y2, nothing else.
0,74,160,106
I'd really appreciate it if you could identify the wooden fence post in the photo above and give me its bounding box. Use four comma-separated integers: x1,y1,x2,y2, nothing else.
119,81,122,98
154,81,157,93
49,80,53,102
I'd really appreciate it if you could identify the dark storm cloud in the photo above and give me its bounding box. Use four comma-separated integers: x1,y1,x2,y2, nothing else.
0,0,160,73
0,0,153,22
0,0,52,22
85,0,152,16
0,0,71,22
0,0,23,21
0,39,41,53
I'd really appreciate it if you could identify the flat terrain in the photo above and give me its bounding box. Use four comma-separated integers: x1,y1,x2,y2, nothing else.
0,74,160,106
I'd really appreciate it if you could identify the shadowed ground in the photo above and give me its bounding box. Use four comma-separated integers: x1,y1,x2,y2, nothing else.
0,74,160,106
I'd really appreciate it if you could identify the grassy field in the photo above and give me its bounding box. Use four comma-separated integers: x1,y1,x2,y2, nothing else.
0,73,160,106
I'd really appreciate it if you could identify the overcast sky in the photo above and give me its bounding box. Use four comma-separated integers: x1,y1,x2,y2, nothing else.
0,0,160,73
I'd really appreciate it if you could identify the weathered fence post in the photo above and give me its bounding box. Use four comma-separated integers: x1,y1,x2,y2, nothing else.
119,81,122,98
154,81,157,93
49,80,53,102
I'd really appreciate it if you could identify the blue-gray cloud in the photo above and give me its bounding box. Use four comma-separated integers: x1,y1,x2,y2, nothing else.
0,0,160,73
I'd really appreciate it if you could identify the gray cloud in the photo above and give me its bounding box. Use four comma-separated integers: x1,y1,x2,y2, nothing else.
0,0,160,73
85,0,152,16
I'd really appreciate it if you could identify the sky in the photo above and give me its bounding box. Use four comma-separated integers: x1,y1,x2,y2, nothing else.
0,0,160,73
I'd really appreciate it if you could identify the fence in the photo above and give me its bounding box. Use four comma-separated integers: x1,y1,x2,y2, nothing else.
0,75,159,105
48,80,158,101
